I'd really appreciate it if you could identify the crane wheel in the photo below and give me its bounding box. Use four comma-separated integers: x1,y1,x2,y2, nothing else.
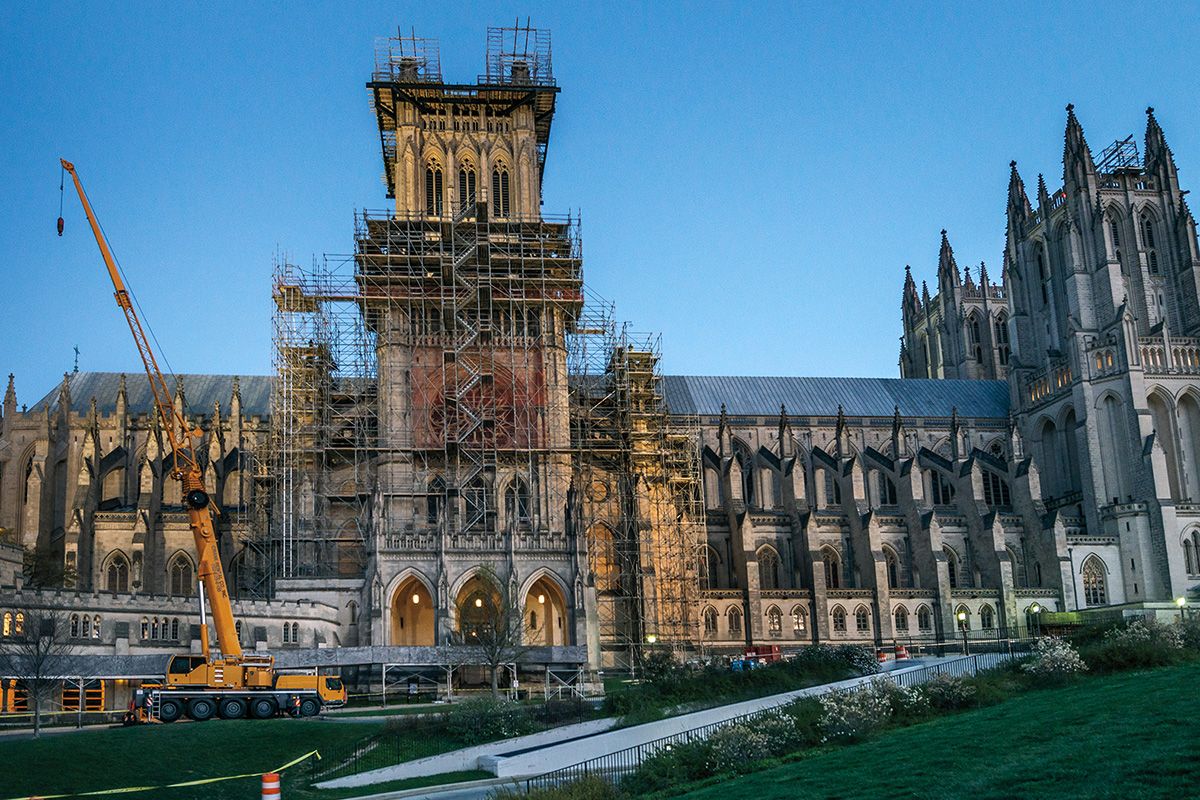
219,698,246,719
158,699,182,723
250,698,277,719
187,698,215,721
299,698,320,717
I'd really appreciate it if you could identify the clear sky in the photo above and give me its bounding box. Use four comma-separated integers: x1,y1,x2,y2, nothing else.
3,2,1199,405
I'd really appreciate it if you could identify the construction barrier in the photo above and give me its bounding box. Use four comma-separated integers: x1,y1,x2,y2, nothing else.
261,772,281,799
875,648,889,663
895,644,910,661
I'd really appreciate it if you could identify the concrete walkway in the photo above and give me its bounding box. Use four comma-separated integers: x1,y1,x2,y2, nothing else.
324,660,935,790
319,716,617,789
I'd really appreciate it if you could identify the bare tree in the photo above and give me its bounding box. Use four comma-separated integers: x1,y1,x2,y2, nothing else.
0,608,75,737
450,566,536,697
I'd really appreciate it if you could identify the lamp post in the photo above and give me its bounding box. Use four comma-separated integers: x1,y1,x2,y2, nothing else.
1175,597,1187,623
1029,603,1042,638
957,610,969,655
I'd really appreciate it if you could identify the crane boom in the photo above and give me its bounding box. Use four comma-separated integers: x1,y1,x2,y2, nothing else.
60,159,242,660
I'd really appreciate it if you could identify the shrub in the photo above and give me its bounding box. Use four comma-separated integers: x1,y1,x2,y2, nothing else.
1180,616,1200,650
1022,636,1087,680
496,775,624,800
446,697,536,744
923,672,976,710
875,680,931,720
706,723,775,774
531,697,592,725
818,682,892,741
621,738,713,794
1083,618,1184,672
779,696,825,745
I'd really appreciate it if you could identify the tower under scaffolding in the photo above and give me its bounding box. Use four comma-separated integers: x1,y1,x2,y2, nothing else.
266,23,704,668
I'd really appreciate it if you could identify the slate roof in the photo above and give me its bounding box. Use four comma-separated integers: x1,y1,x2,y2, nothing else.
661,375,1010,419
25,372,272,418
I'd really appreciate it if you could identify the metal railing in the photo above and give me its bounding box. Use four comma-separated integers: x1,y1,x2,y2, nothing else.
525,650,1025,791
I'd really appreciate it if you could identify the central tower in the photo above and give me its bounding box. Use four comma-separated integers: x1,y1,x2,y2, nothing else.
358,26,586,647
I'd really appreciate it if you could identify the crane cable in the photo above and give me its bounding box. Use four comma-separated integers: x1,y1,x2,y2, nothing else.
57,165,64,236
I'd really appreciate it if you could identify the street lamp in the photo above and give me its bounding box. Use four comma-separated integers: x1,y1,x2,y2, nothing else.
956,610,969,655
1029,603,1042,638
646,634,657,645
1175,596,1187,623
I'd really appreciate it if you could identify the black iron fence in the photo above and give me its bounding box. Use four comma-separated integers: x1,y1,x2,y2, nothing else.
525,650,1027,792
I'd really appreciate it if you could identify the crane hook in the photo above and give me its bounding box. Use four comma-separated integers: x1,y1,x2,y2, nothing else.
57,164,65,236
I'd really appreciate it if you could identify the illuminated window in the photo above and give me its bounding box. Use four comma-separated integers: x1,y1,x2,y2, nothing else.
1083,557,1108,606
767,606,782,637
791,605,807,636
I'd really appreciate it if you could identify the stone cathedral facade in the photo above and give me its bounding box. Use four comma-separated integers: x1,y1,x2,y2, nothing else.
2,28,1199,679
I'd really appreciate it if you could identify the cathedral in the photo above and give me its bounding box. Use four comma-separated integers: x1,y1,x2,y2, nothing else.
2,24,1198,695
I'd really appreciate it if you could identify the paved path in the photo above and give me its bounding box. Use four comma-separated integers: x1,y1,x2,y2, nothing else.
319,716,618,789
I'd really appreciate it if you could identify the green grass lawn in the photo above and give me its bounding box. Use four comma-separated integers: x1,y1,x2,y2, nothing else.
0,718,390,800
677,661,1200,800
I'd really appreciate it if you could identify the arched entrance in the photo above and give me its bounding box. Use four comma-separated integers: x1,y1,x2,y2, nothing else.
524,575,568,646
390,576,435,645
456,573,503,641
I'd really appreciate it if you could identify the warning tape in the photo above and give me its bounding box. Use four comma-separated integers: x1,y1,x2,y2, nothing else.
2,749,321,800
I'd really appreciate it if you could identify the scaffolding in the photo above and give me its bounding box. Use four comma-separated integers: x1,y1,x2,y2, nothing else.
268,23,705,666
567,307,705,669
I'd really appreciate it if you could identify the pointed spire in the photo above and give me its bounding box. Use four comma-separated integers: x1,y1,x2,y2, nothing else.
1007,160,1033,221
979,260,990,288
1063,103,1096,185
1036,173,1050,206
937,229,961,291
118,372,127,398
891,404,903,457
58,372,72,415
963,263,976,292
1144,105,1176,180
3,374,16,416
88,395,98,423
921,280,932,310
718,403,731,457
903,265,921,319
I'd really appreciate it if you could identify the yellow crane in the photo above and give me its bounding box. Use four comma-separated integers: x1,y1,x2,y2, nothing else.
60,159,345,721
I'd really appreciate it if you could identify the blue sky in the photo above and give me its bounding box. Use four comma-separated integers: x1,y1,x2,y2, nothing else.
3,2,1199,405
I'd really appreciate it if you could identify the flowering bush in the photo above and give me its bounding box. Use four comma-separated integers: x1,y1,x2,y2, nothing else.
1180,616,1200,650
922,672,976,710
876,680,931,718
1022,636,1088,679
818,682,892,741
1083,618,1185,672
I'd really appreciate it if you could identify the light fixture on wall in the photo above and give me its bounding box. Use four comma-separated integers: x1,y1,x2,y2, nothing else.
475,598,483,608
412,594,420,605
538,594,545,604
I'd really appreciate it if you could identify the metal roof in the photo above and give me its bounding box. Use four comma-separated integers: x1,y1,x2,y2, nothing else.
26,372,272,419
661,375,1010,419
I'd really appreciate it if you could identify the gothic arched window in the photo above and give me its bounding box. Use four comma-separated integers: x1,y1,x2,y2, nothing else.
968,312,983,363
831,605,847,633
917,605,932,631
702,606,718,636
458,163,477,210
1082,557,1108,606
92,615,100,639
854,605,870,633
504,477,531,527
104,551,130,593
491,165,510,218
464,476,489,530
791,605,807,636
699,545,721,591
885,548,900,589
980,604,995,630
982,470,1011,507
994,313,1010,365
822,547,841,589
894,605,909,631
425,160,444,216
726,606,742,637
1141,213,1159,274
757,546,781,591
427,476,446,525
767,606,782,637
944,546,960,589
168,553,194,597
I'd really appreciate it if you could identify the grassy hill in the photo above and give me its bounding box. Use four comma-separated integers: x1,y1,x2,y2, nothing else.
677,661,1200,800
